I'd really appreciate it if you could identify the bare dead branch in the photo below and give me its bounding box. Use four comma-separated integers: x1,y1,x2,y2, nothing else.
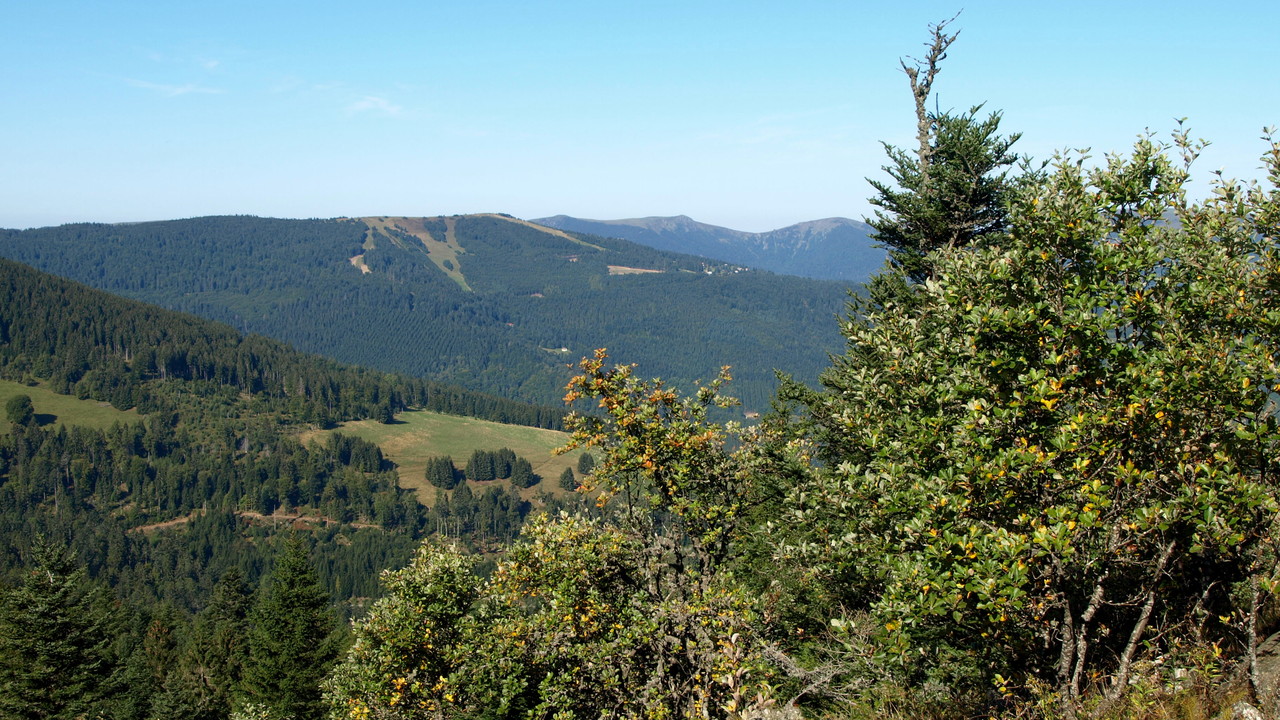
901,13,961,181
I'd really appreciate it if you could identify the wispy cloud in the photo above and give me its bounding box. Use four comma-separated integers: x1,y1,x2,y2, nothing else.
699,105,857,150
346,95,403,117
125,78,225,97
265,77,409,118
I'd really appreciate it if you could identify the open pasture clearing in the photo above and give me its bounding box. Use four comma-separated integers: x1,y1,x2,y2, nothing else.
0,379,141,432
301,408,585,503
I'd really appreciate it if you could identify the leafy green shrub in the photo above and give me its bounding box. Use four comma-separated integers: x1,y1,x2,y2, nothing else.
3,394,33,426
326,514,775,719
769,129,1280,711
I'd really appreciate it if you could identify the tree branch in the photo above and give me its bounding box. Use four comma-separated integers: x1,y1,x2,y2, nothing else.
901,13,961,183
1106,540,1176,702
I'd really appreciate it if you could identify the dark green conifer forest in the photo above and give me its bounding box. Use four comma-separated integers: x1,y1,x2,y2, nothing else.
0,254,577,718
0,213,849,411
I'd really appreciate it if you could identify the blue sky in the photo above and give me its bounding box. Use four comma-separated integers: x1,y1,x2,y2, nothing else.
4,1,1277,232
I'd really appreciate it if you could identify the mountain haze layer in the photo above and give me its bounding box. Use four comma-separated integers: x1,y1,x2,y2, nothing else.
531,214,884,283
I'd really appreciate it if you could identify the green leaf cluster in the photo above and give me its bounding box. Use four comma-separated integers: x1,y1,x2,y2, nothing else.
327,513,774,720
768,128,1280,709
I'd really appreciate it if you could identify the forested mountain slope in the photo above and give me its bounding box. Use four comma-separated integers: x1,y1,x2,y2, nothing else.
0,214,850,410
0,256,597,719
0,256,567,609
531,213,884,283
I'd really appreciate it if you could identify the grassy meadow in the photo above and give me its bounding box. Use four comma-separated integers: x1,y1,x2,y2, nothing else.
0,379,141,432
0,373,587,508
301,408,587,504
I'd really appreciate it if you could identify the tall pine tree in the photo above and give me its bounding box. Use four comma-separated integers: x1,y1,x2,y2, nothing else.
167,568,254,720
0,539,122,720
244,536,338,720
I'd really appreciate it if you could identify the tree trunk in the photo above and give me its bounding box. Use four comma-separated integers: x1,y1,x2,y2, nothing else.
1107,541,1175,702
900,14,959,185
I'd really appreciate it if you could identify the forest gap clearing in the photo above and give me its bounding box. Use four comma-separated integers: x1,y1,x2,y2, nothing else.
299,407,584,505
0,379,141,432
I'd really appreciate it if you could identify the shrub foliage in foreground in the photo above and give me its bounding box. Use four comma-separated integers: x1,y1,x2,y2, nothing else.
767,129,1280,712
326,514,772,719
325,130,1280,719
327,351,777,719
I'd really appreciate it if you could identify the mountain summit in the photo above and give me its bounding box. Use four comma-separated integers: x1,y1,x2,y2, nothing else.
531,215,883,283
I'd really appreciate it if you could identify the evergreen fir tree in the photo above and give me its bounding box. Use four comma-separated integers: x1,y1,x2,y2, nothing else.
425,456,460,489
0,538,122,720
145,670,210,720
509,457,538,488
466,450,495,482
493,448,516,479
244,536,338,720
114,606,184,720
865,16,1022,288
558,466,576,491
186,568,253,719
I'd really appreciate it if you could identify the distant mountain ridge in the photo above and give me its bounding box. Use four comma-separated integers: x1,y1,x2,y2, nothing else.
0,214,849,411
531,214,884,283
